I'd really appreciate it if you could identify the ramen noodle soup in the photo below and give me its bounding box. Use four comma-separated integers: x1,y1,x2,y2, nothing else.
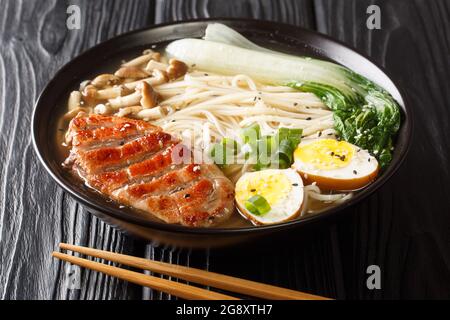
59,24,400,227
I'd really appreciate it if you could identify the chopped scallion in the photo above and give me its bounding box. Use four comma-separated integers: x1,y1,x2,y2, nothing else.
244,195,271,216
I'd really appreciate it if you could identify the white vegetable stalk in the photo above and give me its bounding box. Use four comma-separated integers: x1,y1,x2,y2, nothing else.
166,38,353,95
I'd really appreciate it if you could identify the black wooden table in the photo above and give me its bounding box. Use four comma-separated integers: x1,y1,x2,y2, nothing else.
1,0,449,300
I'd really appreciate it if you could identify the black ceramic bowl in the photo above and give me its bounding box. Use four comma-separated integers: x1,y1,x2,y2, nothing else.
32,19,412,248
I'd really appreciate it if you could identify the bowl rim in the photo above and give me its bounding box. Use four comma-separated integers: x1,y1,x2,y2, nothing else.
31,18,413,235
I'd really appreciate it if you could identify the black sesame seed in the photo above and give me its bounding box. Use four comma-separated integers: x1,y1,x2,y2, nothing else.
340,155,346,161
306,117,312,120
253,96,257,101
294,102,298,106
327,133,333,136
250,189,256,192
171,120,176,122
204,73,209,76
331,152,335,156
119,141,125,146
357,149,361,152
292,183,299,187
368,158,371,162
318,131,322,137
184,194,190,199
306,106,310,109
353,170,357,175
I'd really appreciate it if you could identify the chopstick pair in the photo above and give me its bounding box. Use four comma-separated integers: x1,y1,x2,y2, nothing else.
53,243,331,300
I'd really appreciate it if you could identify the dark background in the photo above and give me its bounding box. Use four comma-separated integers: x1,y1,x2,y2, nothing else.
1,0,449,300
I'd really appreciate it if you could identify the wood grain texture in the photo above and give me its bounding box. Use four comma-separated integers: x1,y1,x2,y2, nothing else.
315,0,450,299
0,0,153,299
154,0,315,27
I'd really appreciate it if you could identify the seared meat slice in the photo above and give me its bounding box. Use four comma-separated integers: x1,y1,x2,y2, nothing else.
64,113,235,227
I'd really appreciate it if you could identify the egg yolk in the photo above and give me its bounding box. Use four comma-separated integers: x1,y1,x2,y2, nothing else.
236,173,292,206
294,139,355,170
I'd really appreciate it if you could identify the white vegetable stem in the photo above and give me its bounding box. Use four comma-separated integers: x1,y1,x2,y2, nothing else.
165,23,363,98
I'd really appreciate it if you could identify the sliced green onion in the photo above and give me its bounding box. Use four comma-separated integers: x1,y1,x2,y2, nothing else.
241,123,261,144
210,138,239,166
272,139,295,169
221,138,238,155
275,128,302,148
244,200,258,215
244,195,271,216
258,135,274,155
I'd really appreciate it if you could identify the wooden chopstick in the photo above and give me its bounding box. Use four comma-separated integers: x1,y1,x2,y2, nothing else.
52,251,238,300
58,243,330,300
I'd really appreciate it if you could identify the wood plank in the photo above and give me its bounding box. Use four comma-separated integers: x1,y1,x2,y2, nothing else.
154,0,315,27
145,0,346,300
315,0,450,299
0,0,153,299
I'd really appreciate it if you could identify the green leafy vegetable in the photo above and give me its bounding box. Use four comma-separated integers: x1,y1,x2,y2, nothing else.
288,75,400,168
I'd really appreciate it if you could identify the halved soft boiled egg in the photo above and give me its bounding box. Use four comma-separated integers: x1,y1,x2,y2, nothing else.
235,168,304,225
292,138,379,191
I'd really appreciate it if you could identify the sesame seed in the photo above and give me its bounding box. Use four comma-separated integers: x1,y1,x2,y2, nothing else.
184,194,190,199
250,189,256,192
353,170,357,175
306,117,312,120
292,183,299,186
294,102,298,106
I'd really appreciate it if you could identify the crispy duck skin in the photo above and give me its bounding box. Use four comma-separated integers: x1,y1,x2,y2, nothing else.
64,113,235,227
